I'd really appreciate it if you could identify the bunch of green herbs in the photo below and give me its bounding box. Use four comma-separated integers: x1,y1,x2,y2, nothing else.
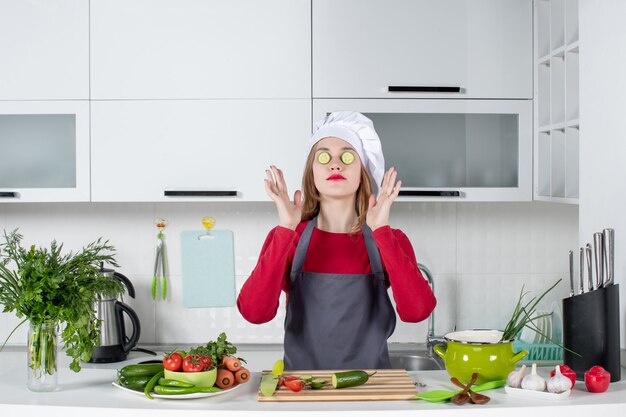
501,278,561,342
0,229,124,372
188,332,243,367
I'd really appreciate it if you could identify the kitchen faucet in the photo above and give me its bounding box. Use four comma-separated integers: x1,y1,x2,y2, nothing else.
418,263,446,367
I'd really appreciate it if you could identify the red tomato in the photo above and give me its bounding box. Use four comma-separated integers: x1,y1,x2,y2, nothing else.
182,355,206,373
197,355,212,370
550,365,577,388
284,377,304,392
162,352,183,372
584,365,610,393
282,375,300,387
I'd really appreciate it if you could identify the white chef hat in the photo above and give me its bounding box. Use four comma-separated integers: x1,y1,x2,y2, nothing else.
309,111,385,196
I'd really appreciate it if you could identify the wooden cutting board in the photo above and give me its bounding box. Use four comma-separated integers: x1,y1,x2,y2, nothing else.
257,369,418,402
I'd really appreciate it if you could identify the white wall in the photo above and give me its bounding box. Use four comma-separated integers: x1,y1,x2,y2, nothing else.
0,201,577,347
579,0,626,350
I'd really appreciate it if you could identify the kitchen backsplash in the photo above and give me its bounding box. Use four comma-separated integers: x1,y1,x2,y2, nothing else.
0,202,577,346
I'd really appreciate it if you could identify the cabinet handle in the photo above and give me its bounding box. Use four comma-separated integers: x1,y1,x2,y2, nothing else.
398,190,461,197
164,190,238,197
0,191,18,198
388,86,462,93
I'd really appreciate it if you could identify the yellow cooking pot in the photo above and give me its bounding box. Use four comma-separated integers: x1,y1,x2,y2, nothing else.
434,330,528,384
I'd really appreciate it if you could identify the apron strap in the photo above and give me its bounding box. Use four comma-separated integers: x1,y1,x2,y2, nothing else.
291,217,317,276
291,216,384,276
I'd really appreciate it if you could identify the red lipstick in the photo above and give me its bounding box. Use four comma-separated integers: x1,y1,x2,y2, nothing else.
326,174,346,181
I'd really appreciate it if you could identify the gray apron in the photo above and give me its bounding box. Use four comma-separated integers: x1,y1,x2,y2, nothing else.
283,216,396,370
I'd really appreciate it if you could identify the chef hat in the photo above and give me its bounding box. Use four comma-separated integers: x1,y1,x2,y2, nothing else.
309,111,385,196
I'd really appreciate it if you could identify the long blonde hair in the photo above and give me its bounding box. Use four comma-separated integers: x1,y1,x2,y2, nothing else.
300,147,373,234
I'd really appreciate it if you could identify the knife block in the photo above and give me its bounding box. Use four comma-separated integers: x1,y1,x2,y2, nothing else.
562,284,620,382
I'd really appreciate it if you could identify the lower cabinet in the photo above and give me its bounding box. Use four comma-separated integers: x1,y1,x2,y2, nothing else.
90,100,311,202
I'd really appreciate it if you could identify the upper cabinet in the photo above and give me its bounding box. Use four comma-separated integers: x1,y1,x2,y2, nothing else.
90,0,311,100
534,0,579,204
312,0,532,99
314,99,532,201
91,100,310,202
0,0,89,100
0,101,90,202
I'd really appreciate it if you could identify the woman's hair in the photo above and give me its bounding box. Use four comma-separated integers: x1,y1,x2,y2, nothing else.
300,145,373,234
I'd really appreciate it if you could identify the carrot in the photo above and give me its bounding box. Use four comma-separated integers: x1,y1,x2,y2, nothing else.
216,368,235,389
221,355,241,372
234,367,250,384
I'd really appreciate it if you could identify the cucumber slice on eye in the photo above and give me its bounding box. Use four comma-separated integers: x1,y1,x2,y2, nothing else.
317,151,331,165
340,151,355,165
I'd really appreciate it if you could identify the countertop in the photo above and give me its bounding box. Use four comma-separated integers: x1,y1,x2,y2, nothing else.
1,347,625,417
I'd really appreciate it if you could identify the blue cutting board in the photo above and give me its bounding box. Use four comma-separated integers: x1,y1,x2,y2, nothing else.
181,230,235,308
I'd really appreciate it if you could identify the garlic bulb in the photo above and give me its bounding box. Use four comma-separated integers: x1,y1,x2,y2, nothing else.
506,364,527,388
521,363,547,391
547,365,572,393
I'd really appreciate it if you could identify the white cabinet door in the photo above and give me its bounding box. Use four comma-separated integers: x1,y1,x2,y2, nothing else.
314,99,532,201
90,0,311,100
0,101,90,202
0,0,89,100
91,100,310,202
313,0,532,99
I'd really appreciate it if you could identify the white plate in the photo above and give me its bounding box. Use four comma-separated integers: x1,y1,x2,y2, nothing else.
505,385,571,400
112,381,242,400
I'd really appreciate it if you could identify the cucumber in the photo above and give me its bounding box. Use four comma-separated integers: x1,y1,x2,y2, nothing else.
158,377,194,388
118,375,152,391
118,363,164,378
331,370,373,389
310,378,327,389
340,151,355,165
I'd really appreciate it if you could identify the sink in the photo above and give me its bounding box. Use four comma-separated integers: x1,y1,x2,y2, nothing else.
389,352,444,371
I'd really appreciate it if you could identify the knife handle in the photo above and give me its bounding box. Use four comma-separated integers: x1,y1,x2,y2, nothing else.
593,233,604,290
603,228,614,287
568,250,574,297
579,247,585,294
585,243,594,292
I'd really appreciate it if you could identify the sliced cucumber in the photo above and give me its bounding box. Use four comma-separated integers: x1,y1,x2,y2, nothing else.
299,374,313,383
310,378,327,389
317,151,331,165
340,151,355,165
331,370,371,389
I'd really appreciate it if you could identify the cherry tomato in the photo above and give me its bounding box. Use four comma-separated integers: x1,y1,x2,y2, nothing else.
550,364,577,388
284,377,305,392
197,355,212,370
182,355,205,373
162,352,183,372
584,365,610,393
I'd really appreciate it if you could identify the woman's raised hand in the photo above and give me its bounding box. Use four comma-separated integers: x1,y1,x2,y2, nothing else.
265,165,302,230
366,167,401,231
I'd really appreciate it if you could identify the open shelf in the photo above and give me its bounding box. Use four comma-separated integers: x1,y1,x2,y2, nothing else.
534,0,579,204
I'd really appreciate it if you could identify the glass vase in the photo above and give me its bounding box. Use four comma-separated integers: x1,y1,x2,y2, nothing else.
27,320,59,392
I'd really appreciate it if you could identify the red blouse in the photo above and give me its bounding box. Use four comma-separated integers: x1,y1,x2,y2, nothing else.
237,222,437,324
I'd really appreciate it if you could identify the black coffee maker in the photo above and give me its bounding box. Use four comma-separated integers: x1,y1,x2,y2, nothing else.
89,266,141,363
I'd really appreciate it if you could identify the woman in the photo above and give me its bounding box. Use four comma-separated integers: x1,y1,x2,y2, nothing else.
237,111,436,370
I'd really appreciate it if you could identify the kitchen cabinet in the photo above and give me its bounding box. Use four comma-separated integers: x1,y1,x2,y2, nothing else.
0,101,90,202
90,0,311,100
534,0,579,203
314,99,532,201
313,0,532,99
0,0,89,100
91,100,310,202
